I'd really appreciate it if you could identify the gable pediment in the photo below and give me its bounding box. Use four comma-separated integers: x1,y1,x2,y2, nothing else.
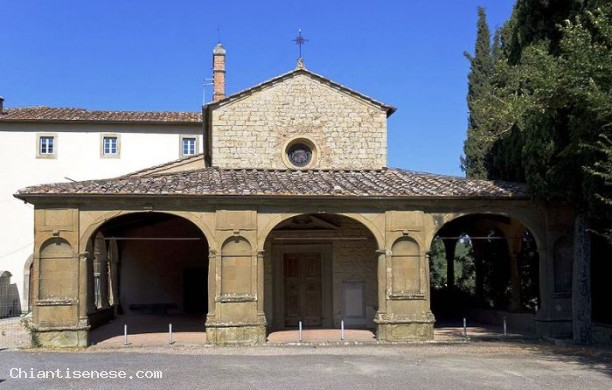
205,67,395,116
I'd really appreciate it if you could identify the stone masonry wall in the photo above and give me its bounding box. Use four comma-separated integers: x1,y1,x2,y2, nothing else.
211,73,388,170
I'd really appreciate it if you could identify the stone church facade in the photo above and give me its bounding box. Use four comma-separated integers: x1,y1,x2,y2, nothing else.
15,44,577,347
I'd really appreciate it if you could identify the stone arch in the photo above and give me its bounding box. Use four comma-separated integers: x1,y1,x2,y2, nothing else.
429,210,544,255
220,236,253,297
80,210,216,255
258,211,384,252
39,238,76,300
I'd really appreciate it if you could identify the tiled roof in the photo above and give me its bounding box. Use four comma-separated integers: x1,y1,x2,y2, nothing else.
15,167,529,199
0,107,202,124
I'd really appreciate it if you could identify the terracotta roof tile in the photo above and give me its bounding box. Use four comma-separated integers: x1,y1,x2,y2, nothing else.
15,167,529,199
0,107,202,124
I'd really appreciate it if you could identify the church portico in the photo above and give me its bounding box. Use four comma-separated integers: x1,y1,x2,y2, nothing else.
13,43,576,347
20,187,561,347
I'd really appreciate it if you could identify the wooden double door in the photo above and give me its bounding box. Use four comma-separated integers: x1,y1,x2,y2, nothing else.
284,253,322,327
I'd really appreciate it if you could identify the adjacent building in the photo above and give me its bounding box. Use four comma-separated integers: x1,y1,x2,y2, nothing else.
0,103,203,314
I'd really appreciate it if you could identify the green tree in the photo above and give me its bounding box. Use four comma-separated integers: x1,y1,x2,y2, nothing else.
462,1,612,343
586,135,612,243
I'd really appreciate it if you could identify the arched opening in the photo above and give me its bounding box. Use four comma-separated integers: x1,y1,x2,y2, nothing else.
86,212,209,345
263,213,379,343
430,214,539,336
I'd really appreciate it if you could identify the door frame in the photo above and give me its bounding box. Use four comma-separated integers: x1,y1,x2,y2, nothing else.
272,244,332,329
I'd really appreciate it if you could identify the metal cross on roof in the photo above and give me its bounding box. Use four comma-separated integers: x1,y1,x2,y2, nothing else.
292,29,308,59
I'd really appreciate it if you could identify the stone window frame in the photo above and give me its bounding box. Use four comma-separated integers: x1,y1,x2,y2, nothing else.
281,137,319,169
179,135,199,158
36,133,58,159
100,134,121,159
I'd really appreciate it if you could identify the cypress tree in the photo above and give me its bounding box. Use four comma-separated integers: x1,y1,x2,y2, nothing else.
462,7,495,179
462,0,612,344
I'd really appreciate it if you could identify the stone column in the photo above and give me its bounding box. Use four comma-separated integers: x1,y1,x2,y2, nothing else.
509,253,521,311
256,251,266,324
86,252,97,314
108,240,119,308
206,249,217,324
375,249,388,320
99,255,110,310
78,251,89,326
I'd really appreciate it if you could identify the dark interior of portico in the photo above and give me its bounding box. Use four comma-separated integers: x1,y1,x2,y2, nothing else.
430,214,539,332
86,212,209,343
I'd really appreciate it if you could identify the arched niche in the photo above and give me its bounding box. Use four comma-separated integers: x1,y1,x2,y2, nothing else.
39,238,76,300
391,237,421,295
220,236,253,296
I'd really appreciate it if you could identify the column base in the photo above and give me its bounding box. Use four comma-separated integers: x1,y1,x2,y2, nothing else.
375,313,435,342
205,321,267,346
31,325,89,348
535,317,572,339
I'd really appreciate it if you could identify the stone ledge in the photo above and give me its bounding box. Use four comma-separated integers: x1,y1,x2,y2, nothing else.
216,295,257,303
388,293,426,300
35,299,75,306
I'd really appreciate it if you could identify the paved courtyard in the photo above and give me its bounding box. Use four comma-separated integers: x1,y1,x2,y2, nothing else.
2,315,610,389
0,341,610,390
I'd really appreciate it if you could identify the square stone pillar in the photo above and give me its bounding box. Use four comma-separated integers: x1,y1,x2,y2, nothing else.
205,211,266,345
374,248,435,342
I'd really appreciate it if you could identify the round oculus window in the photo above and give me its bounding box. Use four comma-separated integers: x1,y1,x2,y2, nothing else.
287,143,313,167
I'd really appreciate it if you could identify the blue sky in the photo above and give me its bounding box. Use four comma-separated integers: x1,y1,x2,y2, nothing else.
1,0,515,176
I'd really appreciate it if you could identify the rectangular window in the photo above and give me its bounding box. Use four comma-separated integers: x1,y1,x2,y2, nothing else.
40,136,54,154
103,137,118,155
182,137,196,156
179,135,198,158
100,134,120,158
36,133,57,158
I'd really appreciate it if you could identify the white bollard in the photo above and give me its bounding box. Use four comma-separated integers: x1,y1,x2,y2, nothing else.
341,320,345,340
124,324,128,346
299,321,303,342
169,323,173,344
463,318,467,338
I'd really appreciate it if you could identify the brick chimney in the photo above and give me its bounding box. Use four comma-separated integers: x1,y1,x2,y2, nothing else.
212,43,226,102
